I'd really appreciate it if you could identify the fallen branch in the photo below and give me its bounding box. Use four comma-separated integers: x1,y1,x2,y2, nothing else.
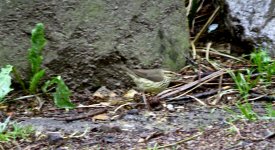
157,69,226,99
56,108,107,122
167,86,230,103
249,93,275,102
157,132,203,149
186,95,208,106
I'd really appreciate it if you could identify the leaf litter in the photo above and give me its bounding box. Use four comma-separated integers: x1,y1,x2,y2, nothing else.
1,46,275,150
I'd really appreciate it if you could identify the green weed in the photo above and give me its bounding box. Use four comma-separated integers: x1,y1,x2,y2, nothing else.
28,23,46,94
0,117,34,142
224,107,241,122
250,49,271,73
147,144,159,150
265,62,275,81
0,65,13,102
28,23,46,75
8,23,75,109
29,69,45,94
225,101,275,121
250,49,275,81
236,101,258,121
228,69,258,99
225,49,275,121
0,116,11,134
265,103,275,117
8,123,34,141
224,105,256,121
11,23,46,94
43,76,75,109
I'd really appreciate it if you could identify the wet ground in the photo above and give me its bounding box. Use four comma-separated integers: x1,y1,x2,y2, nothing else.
7,101,273,150
20,104,227,134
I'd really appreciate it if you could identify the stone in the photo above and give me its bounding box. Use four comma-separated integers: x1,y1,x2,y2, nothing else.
225,0,275,56
0,0,189,92
47,132,64,145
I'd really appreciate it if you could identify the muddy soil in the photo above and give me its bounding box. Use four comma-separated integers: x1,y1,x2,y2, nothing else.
2,100,273,150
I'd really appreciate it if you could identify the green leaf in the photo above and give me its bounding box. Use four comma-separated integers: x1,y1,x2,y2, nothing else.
0,65,13,101
29,69,45,94
28,23,46,75
250,49,271,73
43,76,75,109
31,23,46,51
265,103,275,117
236,102,258,121
0,116,11,133
0,119,34,142
0,134,10,142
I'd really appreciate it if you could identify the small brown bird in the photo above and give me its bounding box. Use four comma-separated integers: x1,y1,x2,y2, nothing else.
121,66,179,93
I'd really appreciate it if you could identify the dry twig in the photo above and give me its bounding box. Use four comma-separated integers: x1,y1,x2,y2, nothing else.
157,132,203,149
158,69,226,99
56,108,107,122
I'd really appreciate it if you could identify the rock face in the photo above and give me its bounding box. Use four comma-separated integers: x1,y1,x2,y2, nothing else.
0,0,189,92
225,0,275,55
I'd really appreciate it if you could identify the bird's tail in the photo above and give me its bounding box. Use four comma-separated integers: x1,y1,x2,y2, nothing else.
116,65,137,78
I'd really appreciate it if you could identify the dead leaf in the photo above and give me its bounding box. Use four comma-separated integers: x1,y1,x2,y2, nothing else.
93,86,118,99
123,89,138,99
92,113,109,121
93,91,105,99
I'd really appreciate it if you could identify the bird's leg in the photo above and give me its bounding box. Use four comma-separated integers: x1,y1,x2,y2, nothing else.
142,92,151,110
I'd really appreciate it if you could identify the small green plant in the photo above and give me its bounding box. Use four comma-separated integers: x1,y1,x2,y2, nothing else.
0,117,34,142
28,23,46,94
226,102,275,121
0,116,11,141
236,101,258,121
250,49,271,73
226,125,238,134
147,143,159,150
265,103,275,117
225,105,257,122
8,123,34,141
43,76,75,109
228,69,258,99
226,49,275,122
250,49,275,81
10,23,75,109
265,62,275,81
224,107,242,122
0,65,13,102
11,23,46,94
0,116,11,133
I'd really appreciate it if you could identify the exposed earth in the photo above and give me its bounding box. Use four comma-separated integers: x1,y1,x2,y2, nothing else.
1,93,274,149
0,1,274,150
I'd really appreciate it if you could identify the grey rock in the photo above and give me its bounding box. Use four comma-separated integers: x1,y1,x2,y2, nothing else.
47,132,64,145
0,0,189,92
225,0,275,55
